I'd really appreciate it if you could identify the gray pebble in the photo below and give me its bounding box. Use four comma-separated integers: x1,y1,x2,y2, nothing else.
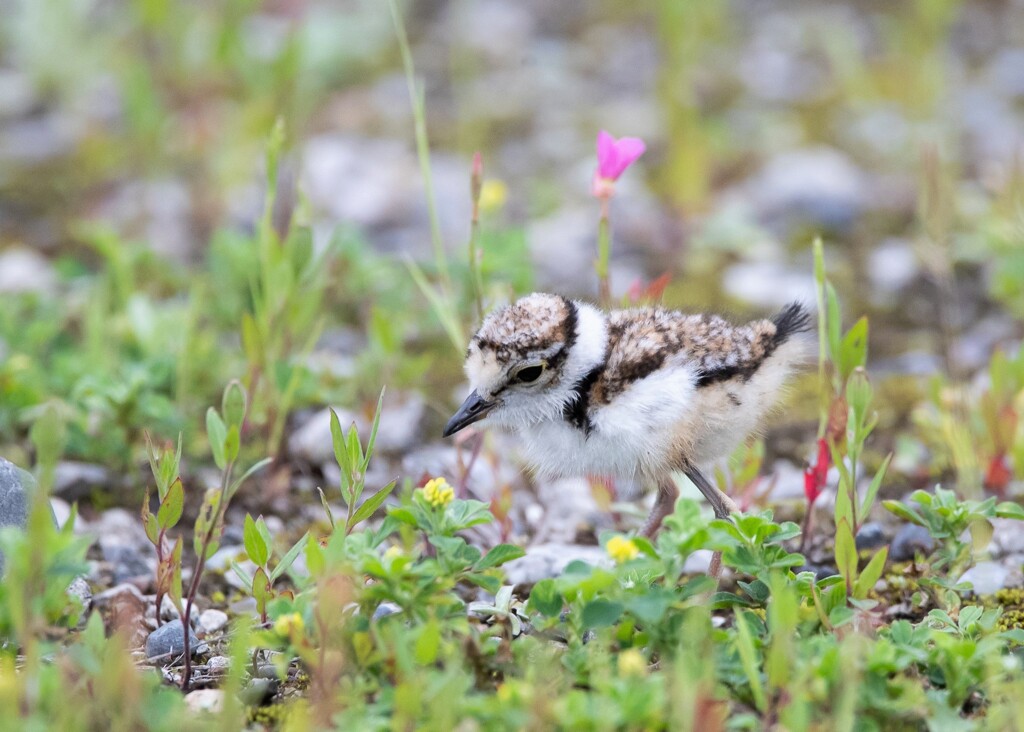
855,522,888,551
890,524,935,562
240,677,278,706
0,458,30,575
198,608,229,634
372,602,401,620
145,620,200,661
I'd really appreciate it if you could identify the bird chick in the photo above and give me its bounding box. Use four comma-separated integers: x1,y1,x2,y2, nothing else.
443,293,810,541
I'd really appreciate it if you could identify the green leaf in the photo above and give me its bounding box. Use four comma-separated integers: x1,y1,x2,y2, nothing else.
244,514,270,567
329,408,352,477
996,502,1024,521
834,482,855,539
363,388,386,471
581,599,624,628
227,458,273,502
252,567,272,607
882,500,925,526
317,487,335,529
230,562,253,591
825,282,842,364
528,579,563,618
475,543,526,571
206,408,227,470
157,477,184,530
969,519,994,554
386,506,418,526
306,538,325,578
414,620,441,665
346,424,360,463
625,588,674,624
853,547,888,600
1001,629,1024,644
734,611,767,712
838,316,869,381
860,453,892,520
270,533,309,583
835,518,858,592
222,380,247,430
256,516,274,552
142,508,159,545
348,480,398,530
30,401,66,482
168,537,183,607
241,313,261,364
224,424,240,464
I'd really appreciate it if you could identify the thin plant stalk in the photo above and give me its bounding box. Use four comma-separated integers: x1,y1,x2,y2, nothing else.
468,152,485,322
179,456,236,690
597,197,612,307
388,0,449,289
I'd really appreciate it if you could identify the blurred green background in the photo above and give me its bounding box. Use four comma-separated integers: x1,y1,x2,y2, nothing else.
0,0,1021,480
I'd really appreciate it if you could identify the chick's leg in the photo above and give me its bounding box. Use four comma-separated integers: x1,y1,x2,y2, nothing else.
683,465,739,579
640,477,679,538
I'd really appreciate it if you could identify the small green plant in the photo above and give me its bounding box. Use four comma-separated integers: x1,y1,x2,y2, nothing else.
179,380,271,689
235,514,308,624
811,239,892,600
141,434,184,627
884,486,1024,575
325,389,397,535
240,122,335,455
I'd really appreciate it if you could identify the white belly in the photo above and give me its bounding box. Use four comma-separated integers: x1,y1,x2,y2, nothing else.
516,366,696,481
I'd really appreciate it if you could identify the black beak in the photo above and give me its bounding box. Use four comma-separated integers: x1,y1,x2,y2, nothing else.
443,390,495,437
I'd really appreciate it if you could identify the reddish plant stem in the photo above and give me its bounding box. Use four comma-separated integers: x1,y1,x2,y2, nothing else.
180,461,235,690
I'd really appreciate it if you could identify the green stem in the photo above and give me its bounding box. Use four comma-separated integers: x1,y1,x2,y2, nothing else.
388,0,450,289
813,239,829,438
597,197,612,307
468,201,484,322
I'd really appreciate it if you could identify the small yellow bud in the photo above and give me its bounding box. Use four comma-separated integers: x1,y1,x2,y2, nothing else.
606,535,640,564
496,683,512,703
617,648,647,677
421,478,455,508
384,545,403,560
274,612,304,638
479,179,508,214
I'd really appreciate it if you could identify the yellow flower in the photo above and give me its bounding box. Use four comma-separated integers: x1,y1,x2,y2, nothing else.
479,179,508,214
421,477,455,508
274,612,304,638
617,648,647,677
383,545,403,560
606,535,640,564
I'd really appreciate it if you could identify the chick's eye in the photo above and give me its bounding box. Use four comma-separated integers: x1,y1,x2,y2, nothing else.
515,365,545,383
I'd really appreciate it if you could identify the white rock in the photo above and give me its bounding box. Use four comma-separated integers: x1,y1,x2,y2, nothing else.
0,248,56,296
722,261,817,309
868,239,919,295
288,394,426,463
50,498,72,529
765,460,806,501
184,689,224,714
198,609,229,634
503,543,611,586
683,550,714,574
208,656,231,673
957,561,1011,596
532,478,602,542
746,146,869,231
989,519,1024,558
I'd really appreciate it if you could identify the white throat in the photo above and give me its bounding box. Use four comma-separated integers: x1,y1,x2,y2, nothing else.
563,301,608,386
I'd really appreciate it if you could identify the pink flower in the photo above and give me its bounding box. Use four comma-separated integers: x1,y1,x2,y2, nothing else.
592,130,646,198
803,437,830,506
